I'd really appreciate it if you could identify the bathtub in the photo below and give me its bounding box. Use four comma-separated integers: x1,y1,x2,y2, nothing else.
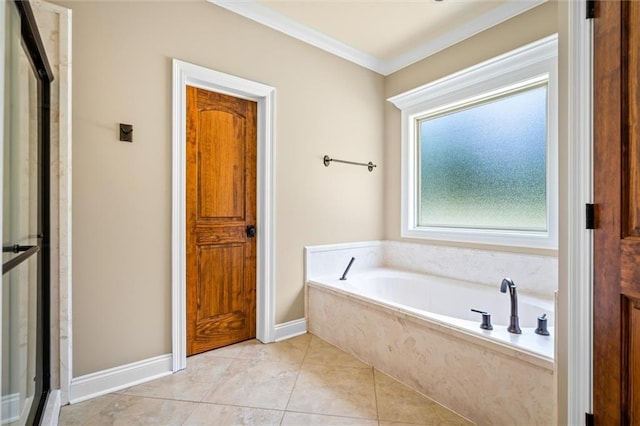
314,267,554,360
306,266,556,425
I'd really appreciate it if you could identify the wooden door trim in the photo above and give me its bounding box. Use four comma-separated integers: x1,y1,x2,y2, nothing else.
171,59,276,372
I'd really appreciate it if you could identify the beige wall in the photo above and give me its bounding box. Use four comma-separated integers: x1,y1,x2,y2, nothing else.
58,0,384,376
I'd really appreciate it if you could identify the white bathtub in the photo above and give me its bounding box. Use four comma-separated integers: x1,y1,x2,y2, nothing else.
313,267,554,360
305,242,556,424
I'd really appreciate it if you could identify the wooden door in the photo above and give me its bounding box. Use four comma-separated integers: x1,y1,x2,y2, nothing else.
186,86,257,356
593,1,640,422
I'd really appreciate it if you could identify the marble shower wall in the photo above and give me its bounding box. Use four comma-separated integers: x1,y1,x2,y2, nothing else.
33,0,72,402
304,241,383,282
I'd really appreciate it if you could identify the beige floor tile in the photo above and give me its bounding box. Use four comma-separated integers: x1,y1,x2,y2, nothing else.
379,422,476,426
203,339,261,359
303,336,369,369
209,334,311,364
202,359,300,410
282,412,378,425
122,356,233,401
61,394,197,426
58,394,119,426
375,370,472,425
287,363,377,420
121,373,212,402
58,335,478,425
187,349,237,372
183,403,284,425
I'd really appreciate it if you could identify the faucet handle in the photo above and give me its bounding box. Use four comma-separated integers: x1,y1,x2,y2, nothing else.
471,309,493,330
535,313,550,336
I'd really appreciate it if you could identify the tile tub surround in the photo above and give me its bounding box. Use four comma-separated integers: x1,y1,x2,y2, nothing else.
315,267,554,360
304,241,384,282
307,285,555,426
305,240,558,296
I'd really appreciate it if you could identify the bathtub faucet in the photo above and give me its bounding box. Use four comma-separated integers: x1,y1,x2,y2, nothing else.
500,278,522,334
340,257,355,280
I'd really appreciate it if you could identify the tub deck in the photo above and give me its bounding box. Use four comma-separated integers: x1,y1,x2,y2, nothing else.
309,267,555,362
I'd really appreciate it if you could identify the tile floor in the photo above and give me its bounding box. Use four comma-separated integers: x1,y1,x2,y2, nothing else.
58,334,472,425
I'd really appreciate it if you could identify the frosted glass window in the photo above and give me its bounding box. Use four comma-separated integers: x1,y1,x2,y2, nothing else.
389,35,557,248
417,85,547,231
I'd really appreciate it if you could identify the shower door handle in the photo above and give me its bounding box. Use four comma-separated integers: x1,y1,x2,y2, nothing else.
246,225,256,238
3,244,36,253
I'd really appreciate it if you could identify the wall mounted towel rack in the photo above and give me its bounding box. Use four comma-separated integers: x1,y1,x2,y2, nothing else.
323,155,377,172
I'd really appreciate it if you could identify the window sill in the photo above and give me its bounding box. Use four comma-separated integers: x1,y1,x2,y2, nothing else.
402,226,557,251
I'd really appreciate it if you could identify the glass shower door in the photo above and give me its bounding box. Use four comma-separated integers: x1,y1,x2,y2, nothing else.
2,1,48,424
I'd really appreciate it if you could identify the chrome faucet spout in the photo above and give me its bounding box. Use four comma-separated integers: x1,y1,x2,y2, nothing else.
500,277,522,334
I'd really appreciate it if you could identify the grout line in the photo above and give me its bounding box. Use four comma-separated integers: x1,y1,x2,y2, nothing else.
372,368,381,425
279,337,310,423
300,332,313,355
114,393,206,405
179,399,200,426
192,400,286,413
197,359,236,404
283,407,378,421
192,399,288,412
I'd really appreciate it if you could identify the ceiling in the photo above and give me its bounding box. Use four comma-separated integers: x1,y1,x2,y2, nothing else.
208,0,546,75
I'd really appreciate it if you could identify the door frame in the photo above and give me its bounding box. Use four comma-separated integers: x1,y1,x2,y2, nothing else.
567,0,594,422
171,59,276,371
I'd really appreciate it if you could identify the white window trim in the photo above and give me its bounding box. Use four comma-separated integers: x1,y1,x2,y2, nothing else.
388,34,558,250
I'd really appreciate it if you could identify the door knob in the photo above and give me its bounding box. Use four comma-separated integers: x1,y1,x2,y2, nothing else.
246,225,256,238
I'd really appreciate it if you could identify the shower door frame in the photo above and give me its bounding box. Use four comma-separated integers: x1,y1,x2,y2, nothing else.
1,0,54,423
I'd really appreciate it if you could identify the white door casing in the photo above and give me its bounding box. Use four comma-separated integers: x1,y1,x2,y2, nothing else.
171,59,276,371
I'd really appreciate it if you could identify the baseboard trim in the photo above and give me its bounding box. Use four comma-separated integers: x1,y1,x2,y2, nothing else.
274,318,307,342
66,321,304,405
69,354,172,404
41,390,61,426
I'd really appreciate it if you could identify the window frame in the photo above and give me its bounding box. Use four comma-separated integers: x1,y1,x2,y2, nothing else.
388,34,558,250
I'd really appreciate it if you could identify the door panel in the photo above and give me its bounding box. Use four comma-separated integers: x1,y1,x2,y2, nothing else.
196,244,245,322
594,0,640,422
628,298,640,422
197,110,245,220
186,86,257,356
627,0,640,238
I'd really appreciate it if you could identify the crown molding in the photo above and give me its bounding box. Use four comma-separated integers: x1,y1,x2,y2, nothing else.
381,0,547,75
208,0,387,73
209,0,546,76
